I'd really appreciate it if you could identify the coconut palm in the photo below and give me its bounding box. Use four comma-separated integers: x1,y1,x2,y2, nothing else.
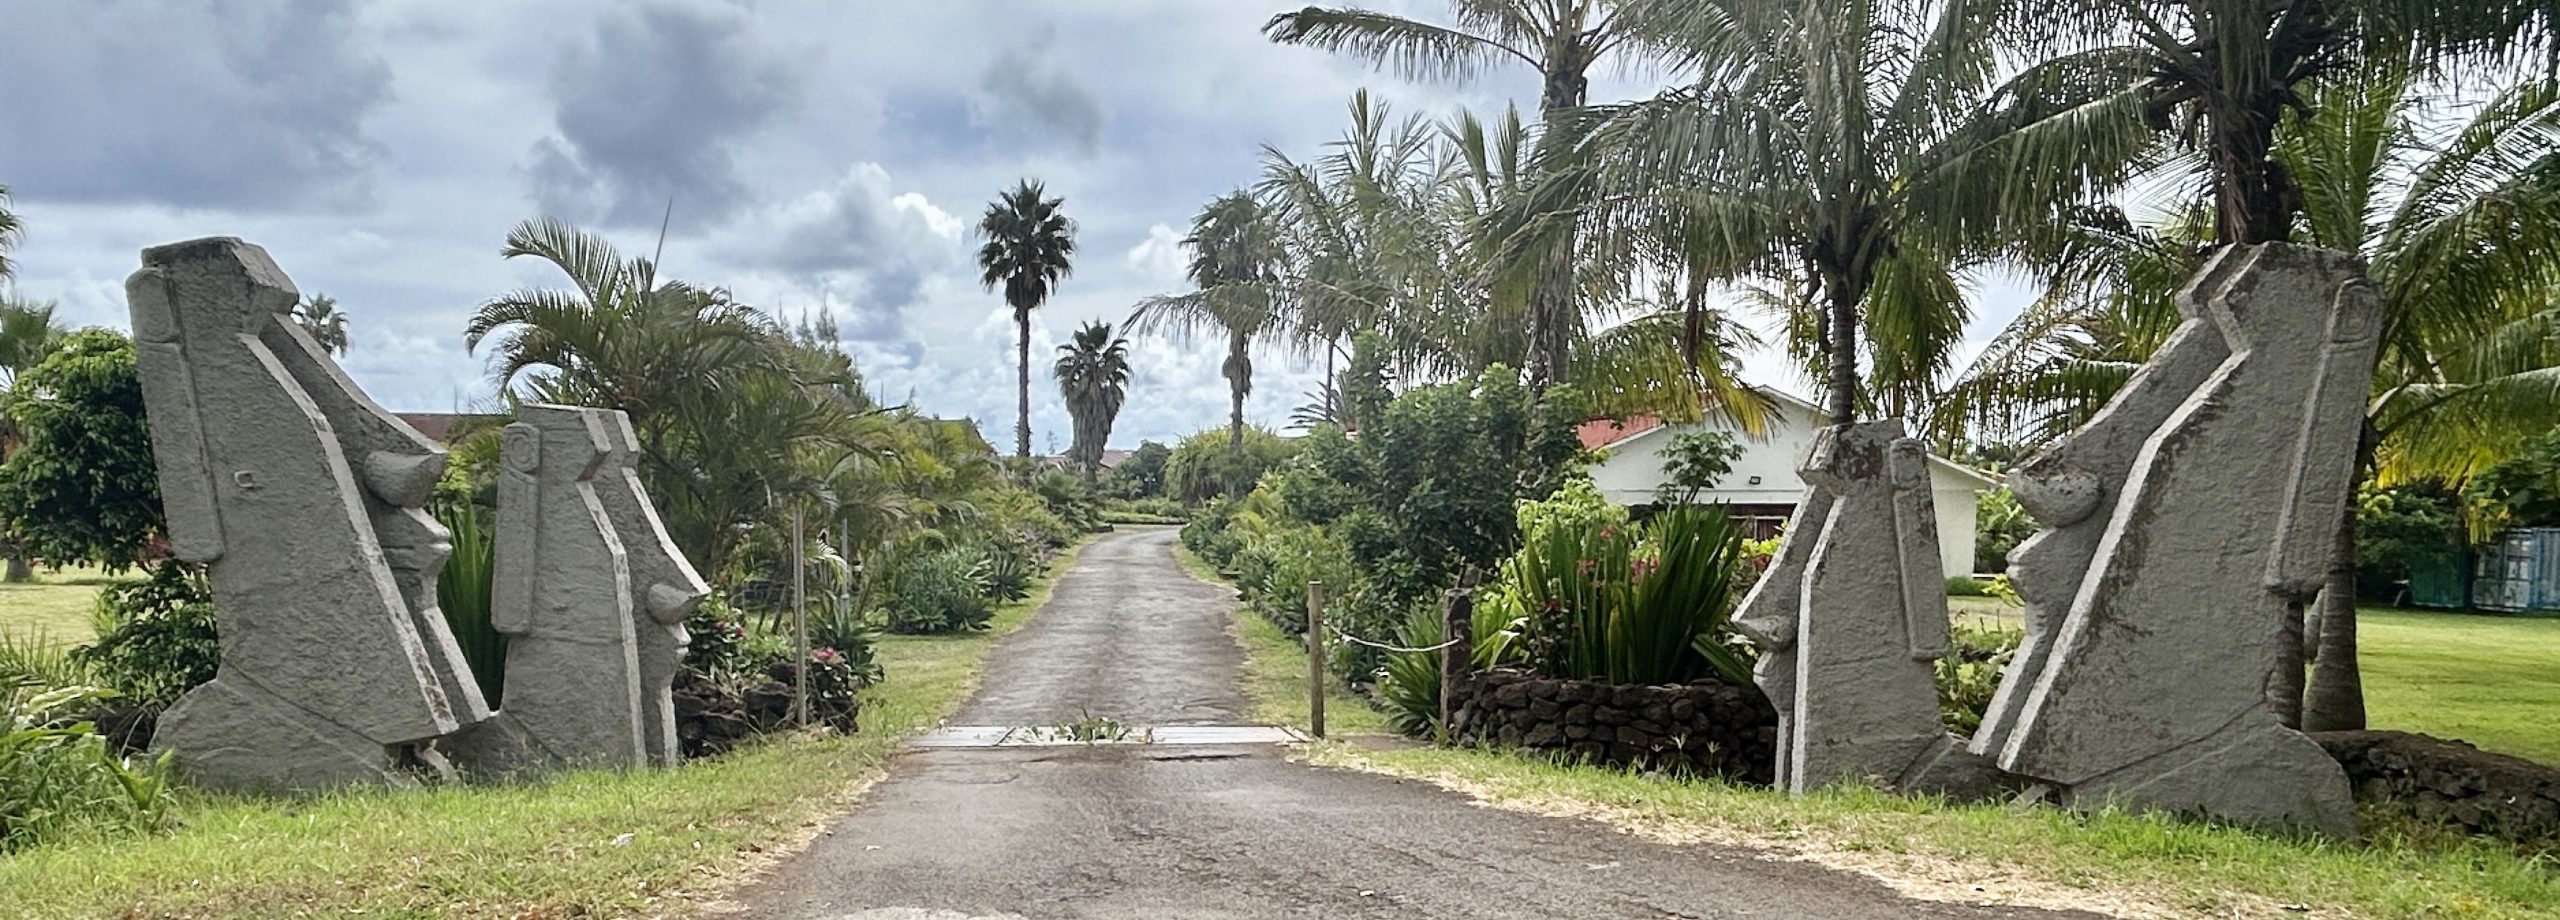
1053,321,1132,484
0,184,21,281
294,293,351,357
1129,192,1288,459
1534,0,2155,426
975,180,1078,460
2020,0,2554,245
0,296,65,582
1266,1,1692,391
463,217,777,463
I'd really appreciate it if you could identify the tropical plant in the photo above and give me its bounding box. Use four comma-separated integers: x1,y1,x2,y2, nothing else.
1651,430,1742,506
1489,504,1753,685
1939,625,2023,737
975,179,1078,460
432,499,505,705
1973,486,2037,573
1053,321,1131,483
1265,0,1691,391
879,546,997,634
1,682,177,854
0,184,19,281
1163,426,1298,506
0,330,163,572
1375,600,1447,737
293,293,350,356
1129,192,1288,465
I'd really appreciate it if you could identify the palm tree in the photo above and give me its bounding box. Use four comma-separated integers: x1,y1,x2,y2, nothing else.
1266,1,1688,391
2021,1,2553,245
1537,0,2154,426
294,293,351,356
1130,193,1288,460
464,217,777,464
0,184,21,281
0,296,65,582
1052,321,1132,484
975,180,1078,460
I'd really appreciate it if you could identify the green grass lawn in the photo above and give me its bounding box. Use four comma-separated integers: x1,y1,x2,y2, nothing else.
2359,607,2560,765
1171,542,1391,736
0,566,122,647
0,541,1088,919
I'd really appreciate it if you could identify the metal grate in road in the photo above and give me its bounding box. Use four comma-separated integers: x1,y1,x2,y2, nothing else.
909,725,1307,749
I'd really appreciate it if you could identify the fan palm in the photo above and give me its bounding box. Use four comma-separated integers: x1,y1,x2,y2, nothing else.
975,180,1078,460
1533,0,2156,426
293,293,351,357
1266,1,1690,391
0,184,20,281
464,217,777,464
1129,192,1289,460
1052,321,1131,484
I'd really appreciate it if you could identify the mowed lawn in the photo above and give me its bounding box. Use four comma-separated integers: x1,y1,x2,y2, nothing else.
0,566,121,647
1952,597,2560,764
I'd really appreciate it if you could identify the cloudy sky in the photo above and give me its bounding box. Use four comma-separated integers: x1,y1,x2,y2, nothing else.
0,0,2026,450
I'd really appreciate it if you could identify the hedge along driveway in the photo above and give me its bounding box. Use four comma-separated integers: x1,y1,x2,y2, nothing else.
0,540,1089,920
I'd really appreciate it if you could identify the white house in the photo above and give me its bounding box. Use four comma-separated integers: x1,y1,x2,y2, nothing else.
1580,391,1998,579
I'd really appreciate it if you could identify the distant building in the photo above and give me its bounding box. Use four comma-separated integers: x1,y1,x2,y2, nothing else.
1579,390,1997,579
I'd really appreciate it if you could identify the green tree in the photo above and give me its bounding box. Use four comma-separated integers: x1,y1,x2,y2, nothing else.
0,329,163,572
1542,0,2152,426
293,293,350,357
0,184,20,280
1651,430,1742,506
463,217,777,464
1265,0,1686,391
1129,192,1288,468
0,296,68,581
975,180,1078,460
1052,321,1131,484
1107,440,1173,498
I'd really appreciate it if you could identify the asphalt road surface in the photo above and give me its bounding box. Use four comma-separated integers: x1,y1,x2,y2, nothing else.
734,528,2112,920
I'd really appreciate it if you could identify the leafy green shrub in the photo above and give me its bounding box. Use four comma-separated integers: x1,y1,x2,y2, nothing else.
880,548,996,634
1974,487,2035,574
1946,576,1993,597
1,683,176,853
1487,505,1752,685
971,543,1033,603
1180,497,1248,568
807,603,885,688
432,499,506,705
2355,483,2465,600
1938,625,2022,737
76,565,219,707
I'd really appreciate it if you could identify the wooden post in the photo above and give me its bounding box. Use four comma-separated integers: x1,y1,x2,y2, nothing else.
1439,588,1473,747
792,506,809,728
1306,580,1326,739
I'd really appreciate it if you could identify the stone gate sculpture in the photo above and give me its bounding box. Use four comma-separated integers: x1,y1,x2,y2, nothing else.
449,405,649,776
1735,419,1993,796
1970,243,2378,836
585,407,710,767
131,238,490,794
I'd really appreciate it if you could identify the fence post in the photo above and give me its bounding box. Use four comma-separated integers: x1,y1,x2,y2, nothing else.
1306,579,1326,739
1439,588,1473,746
792,506,809,728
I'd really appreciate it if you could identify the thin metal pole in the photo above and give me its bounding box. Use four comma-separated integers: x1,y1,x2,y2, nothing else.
1307,580,1326,739
793,506,809,728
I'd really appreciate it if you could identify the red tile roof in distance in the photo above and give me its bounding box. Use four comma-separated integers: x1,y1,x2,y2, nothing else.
1576,415,1662,451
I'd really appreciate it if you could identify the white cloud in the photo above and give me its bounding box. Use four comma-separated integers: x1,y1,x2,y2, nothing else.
1124,224,1188,289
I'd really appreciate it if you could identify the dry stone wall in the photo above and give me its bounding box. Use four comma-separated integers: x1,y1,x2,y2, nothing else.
1447,669,1778,784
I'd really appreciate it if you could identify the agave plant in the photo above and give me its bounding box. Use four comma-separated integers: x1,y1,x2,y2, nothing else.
433,499,506,705
1496,504,1751,686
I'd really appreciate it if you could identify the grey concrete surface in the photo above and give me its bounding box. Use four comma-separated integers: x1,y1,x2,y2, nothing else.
737,528,2112,919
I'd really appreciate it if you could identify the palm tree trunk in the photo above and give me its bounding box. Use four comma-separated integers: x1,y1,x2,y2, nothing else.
2304,425,2380,731
2270,600,2307,728
4,551,30,584
1015,307,1032,459
1823,274,1860,426
2203,14,2296,245
1226,333,1248,455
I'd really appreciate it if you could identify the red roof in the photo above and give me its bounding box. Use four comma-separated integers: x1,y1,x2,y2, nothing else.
1576,415,1663,451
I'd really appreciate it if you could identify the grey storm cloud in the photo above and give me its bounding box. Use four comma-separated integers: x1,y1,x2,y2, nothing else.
0,0,391,210
725,163,966,342
970,34,1105,154
526,1,804,228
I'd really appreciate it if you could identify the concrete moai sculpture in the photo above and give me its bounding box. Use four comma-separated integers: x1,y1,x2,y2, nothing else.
584,407,710,766
1970,244,2377,837
1734,420,1995,796
129,238,490,793
450,405,648,776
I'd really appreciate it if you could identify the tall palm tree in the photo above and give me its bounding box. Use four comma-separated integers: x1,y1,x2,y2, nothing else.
0,296,65,582
1052,321,1132,484
1129,192,1288,458
294,293,351,357
1537,0,2154,426
464,217,777,464
1266,1,1687,391
975,180,1078,460
2020,0,2554,245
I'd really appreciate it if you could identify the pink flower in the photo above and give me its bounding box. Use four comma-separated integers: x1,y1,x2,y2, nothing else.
812,647,844,664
